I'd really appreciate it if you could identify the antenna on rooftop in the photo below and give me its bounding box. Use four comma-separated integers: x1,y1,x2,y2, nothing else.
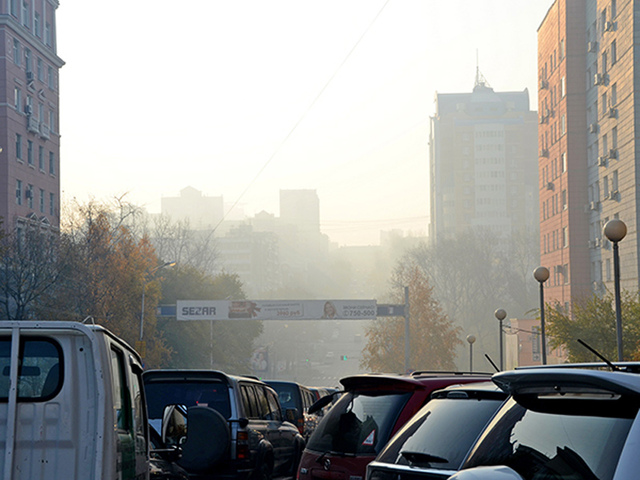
474,50,491,89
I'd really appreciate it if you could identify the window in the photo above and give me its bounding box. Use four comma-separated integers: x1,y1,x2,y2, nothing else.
10,0,18,17
16,180,22,205
25,95,32,115
561,77,566,97
602,92,608,114
604,175,610,197
13,39,20,65
602,51,608,73
562,190,567,210
49,193,55,216
16,134,22,160
38,146,44,170
39,188,44,213
611,40,617,64
37,58,43,81
24,48,32,73
21,1,28,28
110,348,130,432
612,170,619,192
27,140,33,166
0,338,62,401
562,152,567,172
612,126,618,149
47,66,54,89
611,83,617,105
561,115,566,135
27,184,33,208
34,11,40,37
560,38,565,59
49,110,55,133
14,87,21,110
612,0,617,17
49,151,55,175
45,22,51,46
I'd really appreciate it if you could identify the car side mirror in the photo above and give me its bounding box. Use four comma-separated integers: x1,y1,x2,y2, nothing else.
448,466,524,480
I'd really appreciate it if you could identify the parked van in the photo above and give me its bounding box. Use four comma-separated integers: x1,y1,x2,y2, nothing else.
0,320,149,480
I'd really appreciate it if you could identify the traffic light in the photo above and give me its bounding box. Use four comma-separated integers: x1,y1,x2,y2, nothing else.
341,355,348,361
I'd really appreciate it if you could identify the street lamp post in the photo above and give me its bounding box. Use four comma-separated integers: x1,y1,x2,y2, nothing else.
139,261,176,343
494,309,506,370
533,266,550,365
466,335,476,372
604,219,627,361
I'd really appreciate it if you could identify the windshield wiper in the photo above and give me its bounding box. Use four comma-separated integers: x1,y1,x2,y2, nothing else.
401,451,448,466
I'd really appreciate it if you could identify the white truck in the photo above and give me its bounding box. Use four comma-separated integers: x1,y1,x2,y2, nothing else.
0,320,149,480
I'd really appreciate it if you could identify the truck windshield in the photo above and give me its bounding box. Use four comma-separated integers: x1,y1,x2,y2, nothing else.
306,390,411,456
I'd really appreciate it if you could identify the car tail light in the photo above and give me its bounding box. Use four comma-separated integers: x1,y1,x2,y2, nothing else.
237,431,250,460
297,418,304,435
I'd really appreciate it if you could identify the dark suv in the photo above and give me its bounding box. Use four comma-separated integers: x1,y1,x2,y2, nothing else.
297,371,491,480
266,380,320,440
144,370,306,480
366,382,507,480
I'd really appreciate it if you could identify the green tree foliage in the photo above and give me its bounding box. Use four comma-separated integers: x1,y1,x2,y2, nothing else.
546,292,640,362
159,267,262,372
361,264,461,372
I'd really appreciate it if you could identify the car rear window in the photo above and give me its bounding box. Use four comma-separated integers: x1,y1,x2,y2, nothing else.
307,390,412,455
376,394,505,470
145,380,231,420
463,396,637,480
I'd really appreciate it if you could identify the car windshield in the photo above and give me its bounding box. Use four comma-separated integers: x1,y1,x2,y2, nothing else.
376,394,505,470
463,396,637,480
145,380,231,420
306,390,412,455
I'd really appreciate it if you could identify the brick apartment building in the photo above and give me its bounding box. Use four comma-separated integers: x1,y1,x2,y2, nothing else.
0,1,63,233
538,0,639,308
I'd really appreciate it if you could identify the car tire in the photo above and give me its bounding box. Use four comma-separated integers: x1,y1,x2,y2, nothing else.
178,406,230,473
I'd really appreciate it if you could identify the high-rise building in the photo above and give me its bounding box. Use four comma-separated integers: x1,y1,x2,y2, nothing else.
429,76,539,242
0,1,64,233
538,0,637,307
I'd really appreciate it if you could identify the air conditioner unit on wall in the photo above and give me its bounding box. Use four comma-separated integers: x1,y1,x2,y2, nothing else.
589,123,598,133
609,149,617,159
594,73,605,85
540,79,548,89
546,182,554,191
608,107,617,118
598,156,607,167
605,21,613,31
588,41,598,52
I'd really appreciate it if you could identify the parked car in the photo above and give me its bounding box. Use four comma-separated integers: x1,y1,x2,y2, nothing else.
451,364,640,480
144,370,306,480
297,371,492,480
366,382,508,480
266,380,321,439
0,320,149,480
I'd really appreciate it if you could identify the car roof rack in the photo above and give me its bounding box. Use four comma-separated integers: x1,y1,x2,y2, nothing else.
514,362,640,373
410,370,493,377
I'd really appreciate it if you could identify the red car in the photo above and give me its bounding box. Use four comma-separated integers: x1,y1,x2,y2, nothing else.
297,371,491,480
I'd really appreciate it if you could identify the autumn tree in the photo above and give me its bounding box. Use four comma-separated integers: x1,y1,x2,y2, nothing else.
546,292,640,362
361,264,462,373
38,199,172,367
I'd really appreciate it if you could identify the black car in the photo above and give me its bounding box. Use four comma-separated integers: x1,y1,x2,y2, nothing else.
144,370,306,480
367,382,508,480
266,380,321,440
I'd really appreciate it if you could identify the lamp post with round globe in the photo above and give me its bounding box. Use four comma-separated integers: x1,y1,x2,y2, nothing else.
494,309,506,370
466,335,476,372
533,266,550,365
604,219,627,361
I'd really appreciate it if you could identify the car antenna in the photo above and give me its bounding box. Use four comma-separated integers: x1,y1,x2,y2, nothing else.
577,339,620,371
484,354,500,372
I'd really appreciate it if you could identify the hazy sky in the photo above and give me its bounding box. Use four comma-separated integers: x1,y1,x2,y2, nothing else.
57,0,551,245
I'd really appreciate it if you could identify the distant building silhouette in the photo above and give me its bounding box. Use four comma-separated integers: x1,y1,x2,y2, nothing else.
429,76,539,242
161,186,224,229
